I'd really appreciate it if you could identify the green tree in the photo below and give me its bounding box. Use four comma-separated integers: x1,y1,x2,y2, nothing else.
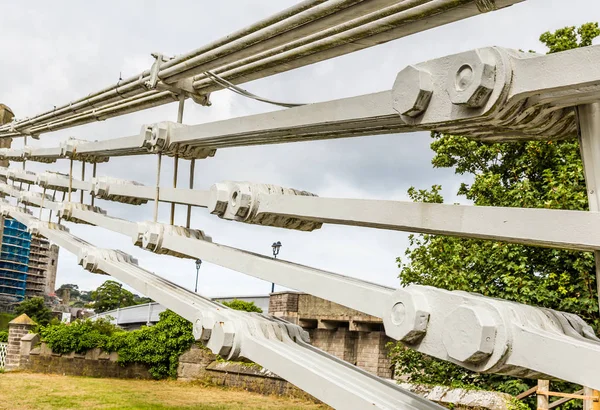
222,299,263,313
90,280,137,313
14,297,53,326
392,22,600,404
56,283,81,299
539,22,599,53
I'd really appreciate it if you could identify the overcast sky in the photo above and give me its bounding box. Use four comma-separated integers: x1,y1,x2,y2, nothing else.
0,0,599,298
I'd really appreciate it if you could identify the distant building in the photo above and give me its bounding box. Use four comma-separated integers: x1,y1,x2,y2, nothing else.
0,218,31,302
0,217,60,303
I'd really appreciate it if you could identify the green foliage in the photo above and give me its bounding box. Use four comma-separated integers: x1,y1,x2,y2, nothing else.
38,300,265,379
56,283,81,299
221,299,263,313
15,297,53,326
91,280,137,313
392,23,600,408
105,310,195,379
40,318,120,354
539,22,599,53
40,310,194,380
0,330,8,342
0,313,15,331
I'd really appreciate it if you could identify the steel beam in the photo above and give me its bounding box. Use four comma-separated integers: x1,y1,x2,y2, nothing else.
3,205,440,410
5,166,600,250
3,198,599,389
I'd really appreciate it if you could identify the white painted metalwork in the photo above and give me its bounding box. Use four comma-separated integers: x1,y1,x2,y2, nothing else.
0,0,523,139
3,0,600,407
3,206,440,410
0,342,7,370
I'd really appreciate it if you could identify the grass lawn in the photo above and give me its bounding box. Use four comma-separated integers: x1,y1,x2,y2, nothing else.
0,372,329,410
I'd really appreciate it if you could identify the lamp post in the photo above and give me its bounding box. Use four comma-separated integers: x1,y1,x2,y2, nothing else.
117,283,123,309
271,241,282,293
194,259,202,292
116,282,123,323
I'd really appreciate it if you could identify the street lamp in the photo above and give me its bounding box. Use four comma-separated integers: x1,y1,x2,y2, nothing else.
117,283,123,309
194,259,202,292
270,241,282,293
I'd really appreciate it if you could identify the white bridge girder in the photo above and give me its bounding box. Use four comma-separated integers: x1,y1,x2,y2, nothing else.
2,1,600,408
2,188,600,390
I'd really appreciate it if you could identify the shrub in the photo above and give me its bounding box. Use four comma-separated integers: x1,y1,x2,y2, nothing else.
221,299,262,313
0,313,15,331
15,297,52,326
40,318,121,354
105,310,195,379
39,310,194,379
0,330,7,343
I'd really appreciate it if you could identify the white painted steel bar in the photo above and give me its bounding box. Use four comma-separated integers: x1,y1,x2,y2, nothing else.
7,197,599,389
3,206,437,410
5,45,600,166
0,0,322,137
255,195,600,251
190,0,518,92
577,102,600,312
0,0,524,138
4,166,600,250
53,201,393,318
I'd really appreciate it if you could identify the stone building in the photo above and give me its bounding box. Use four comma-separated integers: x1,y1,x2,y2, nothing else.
269,291,393,378
27,237,58,298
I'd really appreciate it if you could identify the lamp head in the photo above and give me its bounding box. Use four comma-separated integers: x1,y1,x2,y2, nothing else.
272,241,282,256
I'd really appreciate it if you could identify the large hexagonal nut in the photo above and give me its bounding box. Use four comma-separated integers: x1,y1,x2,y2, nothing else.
448,49,496,108
142,123,169,152
93,179,110,198
78,249,99,273
192,313,216,342
139,222,163,251
229,184,252,218
192,315,205,340
206,321,235,357
207,183,231,216
383,289,430,344
392,65,433,119
442,305,497,364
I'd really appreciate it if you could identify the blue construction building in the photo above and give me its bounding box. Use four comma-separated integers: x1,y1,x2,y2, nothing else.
0,218,31,302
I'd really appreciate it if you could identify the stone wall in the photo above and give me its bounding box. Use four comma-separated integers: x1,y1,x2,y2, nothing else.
269,291,393,378
8,320,512,409
19,342,151,379
177,344,318,402
356,331,392,378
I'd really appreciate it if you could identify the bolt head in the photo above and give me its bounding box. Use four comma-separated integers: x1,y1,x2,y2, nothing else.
140,223,163,251
93,180,109,198
207,183,231,216
206,321,235,357
383,290,430,343
442,305,497,364
192,316,204,340
448,49,496,108
78,250,98,273
392,65,433,119
229,187,251,218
